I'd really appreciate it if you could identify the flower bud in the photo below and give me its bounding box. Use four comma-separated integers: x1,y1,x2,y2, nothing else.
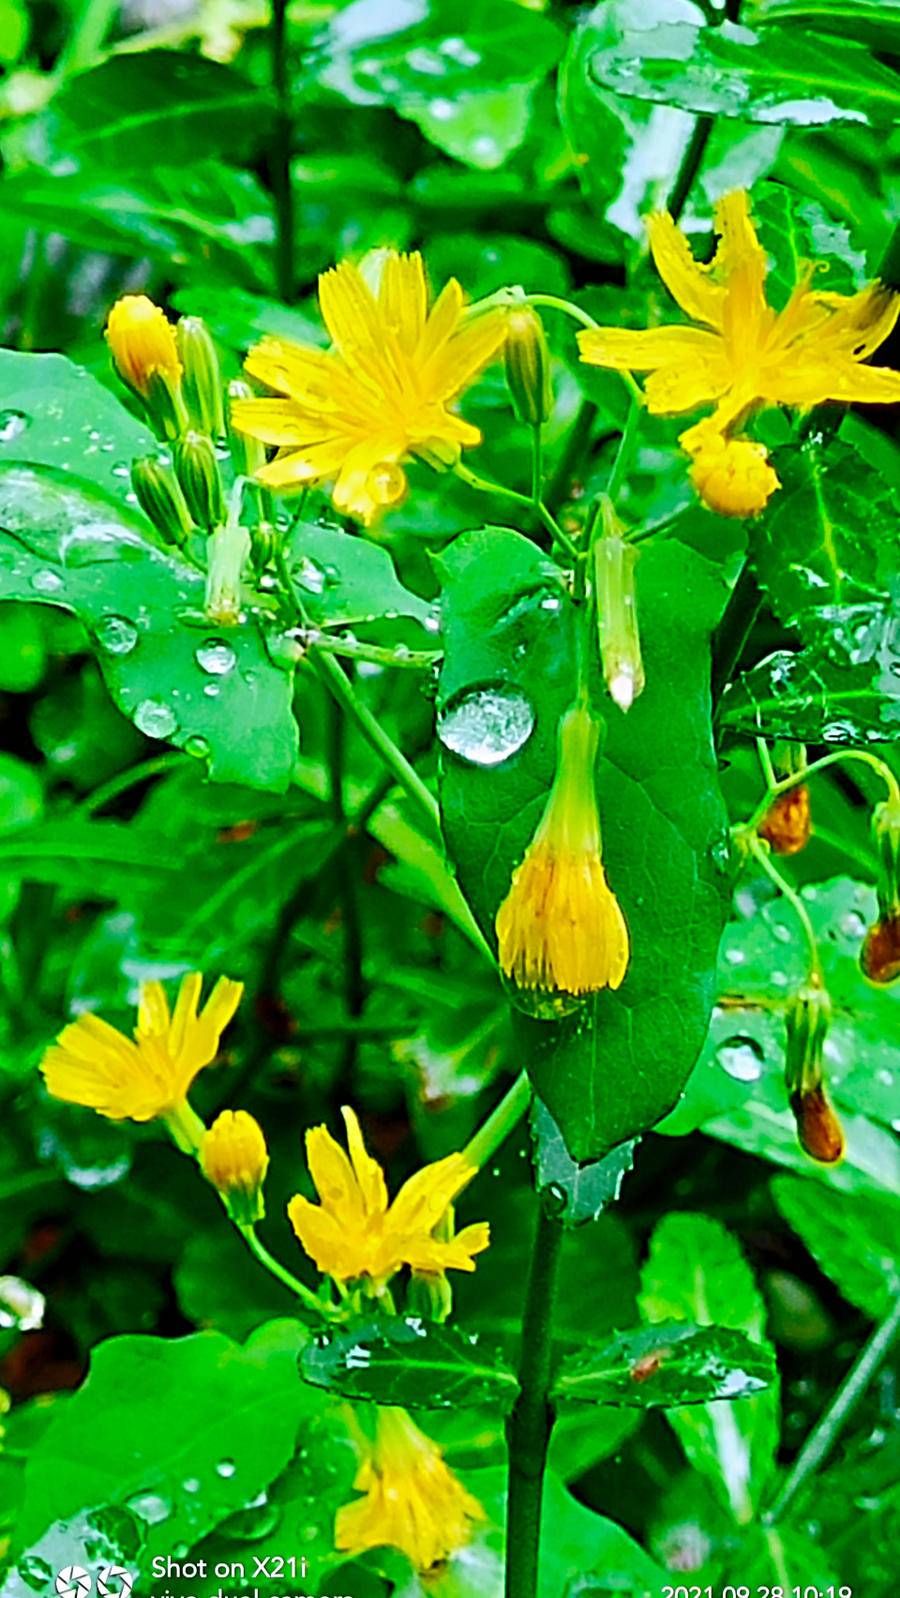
860,912,900,985
131,456,194,546
145,364,189,442
175,430,225,531
178,316,225,439
206,520,251,626
228,379,267,477
594,498,644,712
106,294,181,400
200,1109,269,1225
860,794,900,984
759,785,811,856
684,426,779,518
417,438,461,473
784,977,844,1165
504,306,553,426
790,1084,845,1165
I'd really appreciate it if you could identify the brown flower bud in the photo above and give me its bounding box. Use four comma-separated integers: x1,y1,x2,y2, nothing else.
759,784,811,856
860,911,900,985
790,1084,845,1165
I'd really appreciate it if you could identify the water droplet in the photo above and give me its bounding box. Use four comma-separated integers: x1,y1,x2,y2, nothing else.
501,972,583,1021
185,733,211,759
438,683,535,766
216,1458,237,1478
183,1477,201,1494
95,615,138,656
30,568,63,594
18,1557,53,1591
295,555,326,595
0,409,28,444
61,521,146,567
195,639,236,676
0,1275,45,1331
125,1489,171,1524
717,1036,764,1082
840,909,866,938
134,699,177,740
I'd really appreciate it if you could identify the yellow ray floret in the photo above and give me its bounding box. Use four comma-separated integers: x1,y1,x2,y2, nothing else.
336,1406,485,1572
287,1106,489,1286
577,189,900,516
106,294,182,397
40,972,243,1124
231,250,506,525
496,703,629,996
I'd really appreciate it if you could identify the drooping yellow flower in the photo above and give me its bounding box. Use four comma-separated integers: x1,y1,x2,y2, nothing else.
287,1106,489,1287
231,250,506,525
578,189,900,514
106,295,182,398
201,1109,269,1223
40,974,243,1141
687,426,780,519
496,702,629,997
335,1406,484,1572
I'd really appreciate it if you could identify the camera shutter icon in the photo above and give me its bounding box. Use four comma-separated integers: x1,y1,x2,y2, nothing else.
56,1568,92,1598
97,1569,134,1598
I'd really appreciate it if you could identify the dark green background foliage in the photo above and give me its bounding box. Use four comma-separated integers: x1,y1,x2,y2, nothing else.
0,0,899,1595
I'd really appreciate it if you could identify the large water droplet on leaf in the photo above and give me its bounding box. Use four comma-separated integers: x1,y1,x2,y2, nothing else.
716,1035,764,1082
95,615,138,656
195,639,236,676
0,410,29,444
438,683,534,766
134,699,177,740
125,1490,171,1525
30,569,63,594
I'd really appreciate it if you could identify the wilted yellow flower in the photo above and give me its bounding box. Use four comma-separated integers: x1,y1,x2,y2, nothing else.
106,295,182,399
687,427,780,519
40,973,243,1145
759,784,812,856
496,702,629,997
336,1406,484,1572
578,189,900,515
231,250,506,525
201,1109,269,1223
287,1106,489,1287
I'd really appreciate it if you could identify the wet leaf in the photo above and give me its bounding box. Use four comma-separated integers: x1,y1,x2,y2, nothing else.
553,1320,776,1407
772,1175,900,1317
530,1098,637,1226
300,1316,519,1411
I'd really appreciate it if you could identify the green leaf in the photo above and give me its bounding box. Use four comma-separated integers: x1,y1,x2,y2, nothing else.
772,1174,900,1317
640,1213,779,1522
0,347,154,498
553,1320,776,1407
752,183,867,307
0,817,179,896
0,463,297,790
2,1506,146,1598
437,527,729,1158
287,519,432,631
13,1322,321,1558
748,0,900,50
530,1098,636,1226
588,17,900,128
410,83,535,169
300,1316,519,1411
720,638,900,745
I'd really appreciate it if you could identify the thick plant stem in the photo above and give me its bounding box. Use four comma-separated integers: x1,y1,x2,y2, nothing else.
766,1294,900,1524
711,559,763,706
667,116,713,222
505,1203,564,1598
270,0,295,300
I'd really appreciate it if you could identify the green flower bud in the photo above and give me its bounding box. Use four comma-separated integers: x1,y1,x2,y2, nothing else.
145,364,189,442
131,456,194,546
871,792,900,919
228,379,267,477
175,430,225,531
594,498,644,712
504,306,553,426
178,316,226,439
784,976,844,1164
206,520,251,626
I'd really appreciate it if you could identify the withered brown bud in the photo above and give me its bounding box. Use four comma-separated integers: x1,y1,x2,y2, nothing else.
860,911,900,985
759,784,811,856
790,1084,845,1165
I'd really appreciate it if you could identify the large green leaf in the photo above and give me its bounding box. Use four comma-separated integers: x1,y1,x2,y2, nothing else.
588,16,900,128
554,1320,776,1407
720,638,900,745
437,526,729,1158
772,1175,900,1318
300,1316,519,1411
640,1214,779,1523
13,1322,321,1558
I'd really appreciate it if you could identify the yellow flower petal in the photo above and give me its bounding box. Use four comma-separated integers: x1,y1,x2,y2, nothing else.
305,1123,367,1224
230,397,320,445
577,324,724,372
712,189,771,343
647,211,725,329
388,1153,474,1235
341,1106,389,1216
378,251,428,353
137,979,170,1037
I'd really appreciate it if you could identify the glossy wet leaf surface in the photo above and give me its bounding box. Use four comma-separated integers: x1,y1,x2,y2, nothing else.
300,1316,519,1411
554,1320,776,1408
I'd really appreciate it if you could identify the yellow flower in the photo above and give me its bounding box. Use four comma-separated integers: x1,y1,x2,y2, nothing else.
201,1109,269,1223
335,1405,484,1572
106,295,182,398
231,250,506,525
287,1106,489,1287
496,702,629,997
687,427,780,518
40,973,243,1142
578,189,900,514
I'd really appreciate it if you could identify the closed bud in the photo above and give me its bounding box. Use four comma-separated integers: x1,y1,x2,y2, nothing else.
784,976,843,1164
790,1084,845,1165
175,430,225,531
145,364,189,442
759,784,811,856
860,793,900,983
206,520,251,626
594,498,644,712
504,306,553,426
131,456,194,546
228,379,267,477
200,1109,269,1225
406,1206,457,1323
106,294,181,400
860,911,900,985
178,316,225,439
250,519,276,568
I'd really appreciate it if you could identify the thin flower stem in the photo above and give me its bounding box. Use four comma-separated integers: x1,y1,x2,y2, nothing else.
766,1293,900,1524
746,835,822,980
454,463,580,564
711,559,764,705
745,749,900,835
270,0,295,300
462,1071,532,1170
305,631,441,672
545,401,602,513
531,424,543,510
667,116,714,222
505,1202,564,1598
328,688,366,1092
605,397,641,505
239,1223,338,1320
56,0,118,75
756,736,777,790
522,295,643,403
78,753,187,816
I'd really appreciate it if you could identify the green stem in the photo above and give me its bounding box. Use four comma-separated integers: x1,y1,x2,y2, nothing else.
711,559,764,705
239,1224,337,1320
454,463,579,564
78,753,186,817
270,0,295,300
523,293,599,332
462,1071,532,1170
605,397,642,505
328,688,366,1090
667,116,714,222
745,749,900,835
766,1294,900,1524
56,0,118,75
531,424,543,510
307,632,441,672
747,835,821,980
505,1203,564,1598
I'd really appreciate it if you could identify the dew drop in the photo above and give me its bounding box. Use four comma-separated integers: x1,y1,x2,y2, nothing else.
185,733,211,759
125,1490,171,1524
438,683,535,767
134,699,178,740
0,409,29,444
717,1036,764,1082
30,568,63,594
216,1458,237,1478
195,639,236,676
95,615,138,656
840,909,866,938
295,555,326,595
0,1275,45,1331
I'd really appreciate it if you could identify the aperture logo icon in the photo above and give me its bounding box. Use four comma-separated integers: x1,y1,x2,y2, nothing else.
56,1570,91,1598
56,1570,134,1598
